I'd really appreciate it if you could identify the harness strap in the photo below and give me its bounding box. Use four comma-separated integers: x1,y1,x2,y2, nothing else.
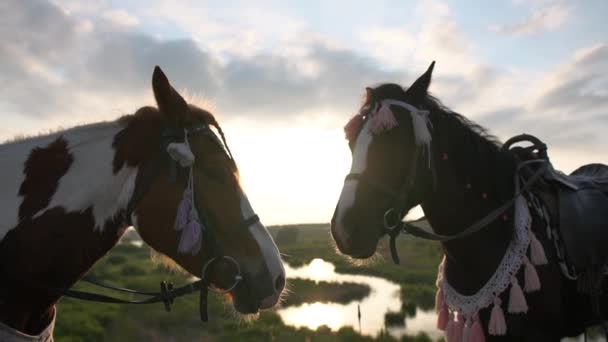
33,279,204,310
398,160,548,242
382,159,548,264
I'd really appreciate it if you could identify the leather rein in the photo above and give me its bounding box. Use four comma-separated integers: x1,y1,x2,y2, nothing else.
345,134,549,264
18,123,259,322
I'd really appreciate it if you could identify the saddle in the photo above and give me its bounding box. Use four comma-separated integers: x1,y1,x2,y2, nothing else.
505,135,608,283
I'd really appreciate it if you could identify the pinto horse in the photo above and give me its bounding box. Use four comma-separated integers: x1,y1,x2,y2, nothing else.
331,62,607,341
0,67,285,340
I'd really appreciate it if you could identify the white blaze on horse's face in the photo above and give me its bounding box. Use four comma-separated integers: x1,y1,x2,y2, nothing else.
239,190,285,309
334,120,374,246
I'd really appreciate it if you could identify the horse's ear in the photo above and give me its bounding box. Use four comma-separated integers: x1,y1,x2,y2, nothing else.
405,61,435,100
365,87,374,102
152,66,190,126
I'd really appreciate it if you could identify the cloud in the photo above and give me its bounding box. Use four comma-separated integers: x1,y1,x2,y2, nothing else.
535,43,608,113
0,0,403,129
490,2,573,36
1,0,606,159
100,9,139,27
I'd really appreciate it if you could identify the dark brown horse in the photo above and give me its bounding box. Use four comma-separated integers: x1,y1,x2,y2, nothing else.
0,67,285,340
331,62,607,341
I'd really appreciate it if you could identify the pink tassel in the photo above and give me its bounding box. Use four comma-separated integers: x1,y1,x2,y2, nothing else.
530,232,548,265
469,313,486,342
438,305,449,330
508,276,528,313
524,256,541,292
344,114,364,141
177,218,203,255
435,287,445,312
462,317,471,342
446,312,455,341
369,103,398,134
488,297,507,336
174,190,192,231
451,315,464,342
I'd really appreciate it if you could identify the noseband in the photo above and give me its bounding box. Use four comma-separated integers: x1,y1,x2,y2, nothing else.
344,147,423,264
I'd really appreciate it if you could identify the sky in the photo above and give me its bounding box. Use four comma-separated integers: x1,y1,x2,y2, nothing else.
1,0,607,225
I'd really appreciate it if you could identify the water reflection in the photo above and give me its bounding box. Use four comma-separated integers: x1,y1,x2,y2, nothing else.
278,258,442,339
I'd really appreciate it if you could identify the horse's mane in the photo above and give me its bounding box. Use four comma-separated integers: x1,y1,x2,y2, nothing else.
422,94,502,148
364,83,514,198
363,83,502,148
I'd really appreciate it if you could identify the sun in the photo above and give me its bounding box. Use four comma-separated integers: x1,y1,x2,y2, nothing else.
227,119,352,225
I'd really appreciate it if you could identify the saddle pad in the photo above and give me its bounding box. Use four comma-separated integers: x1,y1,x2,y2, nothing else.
558,164,608,270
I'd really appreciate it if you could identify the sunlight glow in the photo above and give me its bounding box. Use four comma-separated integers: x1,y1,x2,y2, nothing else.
226,118,351,225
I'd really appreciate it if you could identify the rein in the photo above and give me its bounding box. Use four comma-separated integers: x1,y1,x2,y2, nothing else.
345,137,549,264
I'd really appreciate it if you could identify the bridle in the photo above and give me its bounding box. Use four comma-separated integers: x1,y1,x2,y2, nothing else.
120,122,261,321
345,146,425,264
6,122,260,322
344,108,549,264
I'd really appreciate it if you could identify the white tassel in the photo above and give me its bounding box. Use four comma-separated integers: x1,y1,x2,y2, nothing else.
166,142,195,167
380,99,432,146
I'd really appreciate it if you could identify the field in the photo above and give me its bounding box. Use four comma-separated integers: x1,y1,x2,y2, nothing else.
55,224,444,341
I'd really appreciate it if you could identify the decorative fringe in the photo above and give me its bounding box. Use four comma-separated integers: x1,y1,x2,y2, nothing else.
524,256,541,292
446,312,456,341
175,189,192,230
469,313,486,342
174,162,204,256
452,315,464,342
529,232,548,265
489,297,507,336
410,109,432,146
508,276,528,313
435,287,445,312
369,103,399,134
344,114,364,141
435,278,445,330
438,305,449,330
462,317,470,342
177,211,203,255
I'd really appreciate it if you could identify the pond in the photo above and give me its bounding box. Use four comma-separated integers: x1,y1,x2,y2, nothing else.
278,258,442,340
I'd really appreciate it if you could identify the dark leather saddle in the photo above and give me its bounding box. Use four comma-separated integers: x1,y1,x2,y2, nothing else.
505,135,608,278
554,163,608,271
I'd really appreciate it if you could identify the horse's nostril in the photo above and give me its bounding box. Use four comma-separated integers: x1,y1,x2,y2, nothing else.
274,274,285,292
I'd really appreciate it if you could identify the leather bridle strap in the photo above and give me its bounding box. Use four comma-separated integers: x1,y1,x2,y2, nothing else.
344,148,422,263
398,159,548,241
345,147,548,263
29,278,204,310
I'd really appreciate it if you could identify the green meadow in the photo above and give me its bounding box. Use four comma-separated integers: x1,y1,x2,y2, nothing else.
55,224,444,342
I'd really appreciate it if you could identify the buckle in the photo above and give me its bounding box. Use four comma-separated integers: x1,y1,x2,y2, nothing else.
159,281,175,312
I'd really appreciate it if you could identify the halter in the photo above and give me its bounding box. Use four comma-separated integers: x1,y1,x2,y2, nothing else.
9,122,260,323
345,146,423,264
343,99,433,263
344,100,549,264
125,122,260,321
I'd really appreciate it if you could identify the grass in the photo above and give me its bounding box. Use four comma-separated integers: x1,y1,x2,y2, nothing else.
53,224,443,341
